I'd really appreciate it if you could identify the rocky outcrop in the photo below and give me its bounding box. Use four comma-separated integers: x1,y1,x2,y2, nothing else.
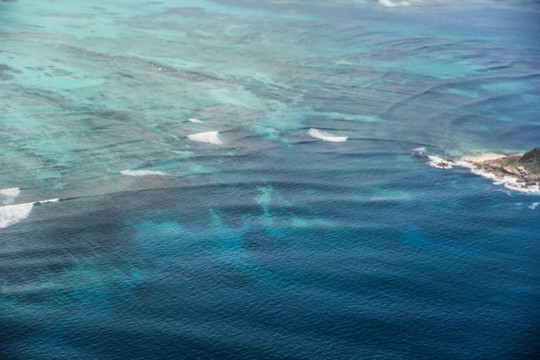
518,147,540,172
470,149,540,188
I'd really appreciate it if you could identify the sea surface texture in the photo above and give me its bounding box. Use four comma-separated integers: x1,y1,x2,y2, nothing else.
1,1,539,359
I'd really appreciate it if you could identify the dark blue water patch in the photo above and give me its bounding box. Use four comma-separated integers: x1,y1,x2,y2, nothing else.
2,171,539,359
131,214,538,359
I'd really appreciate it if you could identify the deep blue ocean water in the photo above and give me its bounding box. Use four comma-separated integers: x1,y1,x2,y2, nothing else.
1,0,539,359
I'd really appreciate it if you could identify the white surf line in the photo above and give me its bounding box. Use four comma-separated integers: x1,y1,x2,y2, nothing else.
379,0,411,7
188,130,223,145
37,198,60,204
308,128,347,142
188,118,203,123
121,170,168,176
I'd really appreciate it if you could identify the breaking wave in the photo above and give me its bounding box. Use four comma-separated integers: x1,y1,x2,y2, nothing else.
188,131,223,145
379,0,411,7
38,198,60,204
0,202,34,229
427,155,454,169
0,197,61,229
121,170,168,176
308,128,347,142
0,187,21,205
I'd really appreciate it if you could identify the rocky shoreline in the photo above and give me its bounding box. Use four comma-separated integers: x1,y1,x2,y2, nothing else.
466,148,540,189
427,147,540,193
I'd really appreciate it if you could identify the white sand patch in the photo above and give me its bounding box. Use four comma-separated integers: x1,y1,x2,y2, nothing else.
461,153,508,163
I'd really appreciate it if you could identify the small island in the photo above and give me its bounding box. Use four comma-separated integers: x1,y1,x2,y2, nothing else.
465,147,540,189
428,147,540,193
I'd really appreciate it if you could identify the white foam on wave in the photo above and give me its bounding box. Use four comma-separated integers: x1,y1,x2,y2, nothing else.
188,131,223,145
0,188,61,229
498,178,540,194
456,160,540,194
0,187,20,198
412,147,427,155
308,128,347,142
188,118,203,123
529,202,540,210
38,198,60,204
121,170,167,177
0,187,20,205
427,156,455,169
0,202,34,229
379,0,411,7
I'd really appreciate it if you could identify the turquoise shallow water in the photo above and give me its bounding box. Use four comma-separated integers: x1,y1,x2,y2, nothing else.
1,0,540,359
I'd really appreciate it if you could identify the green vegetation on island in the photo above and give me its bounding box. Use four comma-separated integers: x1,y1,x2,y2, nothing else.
470,147,540,188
